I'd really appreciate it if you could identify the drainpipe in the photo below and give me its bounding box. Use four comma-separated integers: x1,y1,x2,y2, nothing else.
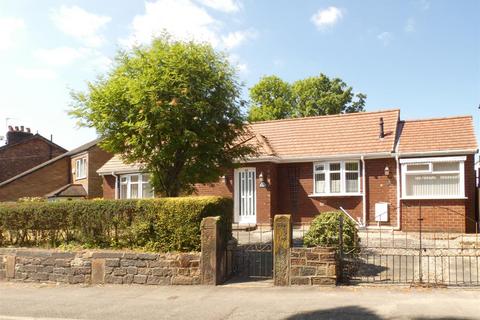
111,172,119,200
395,153,401,230
361,155,366,227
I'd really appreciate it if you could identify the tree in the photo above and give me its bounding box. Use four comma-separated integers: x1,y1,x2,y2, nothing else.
247,73,366,121
70,36,254,197
248,75,293,122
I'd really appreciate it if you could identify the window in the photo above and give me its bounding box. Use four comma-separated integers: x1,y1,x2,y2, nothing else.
119,174,154,199
400,157,465,199
75,158,87,179
313,161,361,195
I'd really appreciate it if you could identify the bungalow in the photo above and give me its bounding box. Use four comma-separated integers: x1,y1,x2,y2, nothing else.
97,109,478,233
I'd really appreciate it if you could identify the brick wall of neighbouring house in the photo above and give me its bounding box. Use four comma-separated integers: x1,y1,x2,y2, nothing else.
0,157,70,202
277,163,364,224
365,158,398,227
0,137,66,183
400,155,476,233
102,175,116,199
86,146,113,198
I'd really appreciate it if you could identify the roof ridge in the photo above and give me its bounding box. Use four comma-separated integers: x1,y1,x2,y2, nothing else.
250,109,400,125
403,115,473,123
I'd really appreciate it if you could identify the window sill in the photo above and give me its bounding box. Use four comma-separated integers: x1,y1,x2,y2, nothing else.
309,193,363,198
75,177,87,181
401,196,467,200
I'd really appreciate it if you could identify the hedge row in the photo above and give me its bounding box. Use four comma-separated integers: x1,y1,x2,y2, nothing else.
0,196,233,252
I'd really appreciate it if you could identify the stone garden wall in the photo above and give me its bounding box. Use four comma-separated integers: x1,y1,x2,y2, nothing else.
289,247,337,285
0,248,200,285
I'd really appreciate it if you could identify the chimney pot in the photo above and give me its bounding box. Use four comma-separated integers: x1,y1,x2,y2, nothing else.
20,125,24,132
14,126,19,131
8,126,13,132
26,127,31,133
379,117,385,139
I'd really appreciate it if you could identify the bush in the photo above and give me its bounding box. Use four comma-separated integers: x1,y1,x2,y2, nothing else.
0,196,232,252
303,211,359,254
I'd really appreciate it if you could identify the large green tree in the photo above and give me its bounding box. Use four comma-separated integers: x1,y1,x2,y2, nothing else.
247,73,366,121
70,37,253,196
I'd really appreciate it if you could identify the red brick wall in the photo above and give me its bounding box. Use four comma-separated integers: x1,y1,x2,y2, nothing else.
0,137,66,183
0,157,70,201
102,175,116,199
277,163,363,224
400,155,476,233
86,146,113,198
365,158,398,227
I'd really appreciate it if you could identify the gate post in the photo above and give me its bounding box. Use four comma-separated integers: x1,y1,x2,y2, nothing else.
273,214,292,286
200,216,226,285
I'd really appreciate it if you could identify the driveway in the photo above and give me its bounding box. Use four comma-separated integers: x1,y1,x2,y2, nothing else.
0,282,478,319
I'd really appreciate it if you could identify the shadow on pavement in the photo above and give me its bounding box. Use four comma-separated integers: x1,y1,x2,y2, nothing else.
285,306,381,320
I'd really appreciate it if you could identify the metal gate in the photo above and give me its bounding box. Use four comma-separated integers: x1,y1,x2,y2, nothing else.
231,224,273,279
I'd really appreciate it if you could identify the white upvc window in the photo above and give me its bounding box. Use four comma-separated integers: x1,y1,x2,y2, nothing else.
400,156,465,199
75,158,87,179
313,161,361,195
119,173,154,199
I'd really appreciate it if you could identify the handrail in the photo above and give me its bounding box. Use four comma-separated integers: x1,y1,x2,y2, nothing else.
339,206,364,227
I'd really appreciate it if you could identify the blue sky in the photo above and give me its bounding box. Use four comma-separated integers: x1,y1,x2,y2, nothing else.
0,0,479,150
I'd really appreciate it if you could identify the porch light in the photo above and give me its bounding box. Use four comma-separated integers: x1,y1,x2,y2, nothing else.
221,175,227,183
259,171,268,188
384,165,390,177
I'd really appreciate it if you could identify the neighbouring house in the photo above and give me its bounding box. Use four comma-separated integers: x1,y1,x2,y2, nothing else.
0,125,67,183
0,139,113,202
97,109,478,233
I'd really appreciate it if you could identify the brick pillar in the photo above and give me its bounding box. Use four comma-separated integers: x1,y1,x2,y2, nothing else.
273,214,292,286
200,216,226,285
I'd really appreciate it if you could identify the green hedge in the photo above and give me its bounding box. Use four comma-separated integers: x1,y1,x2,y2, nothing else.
0,196,232,252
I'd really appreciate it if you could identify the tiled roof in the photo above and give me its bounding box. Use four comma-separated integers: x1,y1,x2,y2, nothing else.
249,109,400,159
44,184,87,198
398,116,477,154
97,154,144,175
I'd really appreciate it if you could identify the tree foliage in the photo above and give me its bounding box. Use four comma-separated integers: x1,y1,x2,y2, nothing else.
248,74,366,122
70,36,254,196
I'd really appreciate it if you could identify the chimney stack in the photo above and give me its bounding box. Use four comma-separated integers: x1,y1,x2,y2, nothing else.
6,125,34,145
379,117,385,139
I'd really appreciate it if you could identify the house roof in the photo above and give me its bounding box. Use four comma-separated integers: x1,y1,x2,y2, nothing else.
44,184,87,198
97,154,144,175
0,138,101,187
0,133,67,153
248,109,400,159
398,116,478,154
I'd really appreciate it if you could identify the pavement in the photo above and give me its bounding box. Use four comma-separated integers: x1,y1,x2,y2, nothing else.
0,282,479,319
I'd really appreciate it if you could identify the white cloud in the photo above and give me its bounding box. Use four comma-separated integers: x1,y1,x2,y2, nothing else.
228,53,248,74
50,5,111,47
311,6,343,30
405,18,415,33
222,29,256,49
0,18,25,51
196,0,240,12
377,32,393,46
16,67,57,80
121,0,220,47
34,47,86,66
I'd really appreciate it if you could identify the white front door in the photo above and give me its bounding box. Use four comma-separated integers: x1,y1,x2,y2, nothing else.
234,167,256,224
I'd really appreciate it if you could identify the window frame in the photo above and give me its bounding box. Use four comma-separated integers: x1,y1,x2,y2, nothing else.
118,173,154,199
312,160,361,196
75,158,87,180
400,156,466,200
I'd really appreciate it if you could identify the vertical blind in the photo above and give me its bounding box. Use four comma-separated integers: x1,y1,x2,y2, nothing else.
404,161,462,197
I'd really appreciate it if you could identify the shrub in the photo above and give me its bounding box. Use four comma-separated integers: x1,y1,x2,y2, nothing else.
0,196,232,252
303,211,359,254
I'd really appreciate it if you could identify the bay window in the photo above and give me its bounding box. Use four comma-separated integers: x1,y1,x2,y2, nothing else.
119,174,154,199
400,157,465,199
313,161,361,195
